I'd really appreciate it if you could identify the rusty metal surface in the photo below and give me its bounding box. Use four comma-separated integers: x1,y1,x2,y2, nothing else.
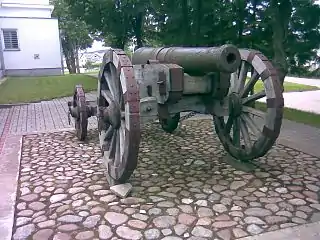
132,44,241,74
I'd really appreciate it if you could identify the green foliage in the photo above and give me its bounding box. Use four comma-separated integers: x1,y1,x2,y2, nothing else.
63,0,320,76
52,0,94,73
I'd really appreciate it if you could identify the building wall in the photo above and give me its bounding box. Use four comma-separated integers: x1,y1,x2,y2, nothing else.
0,0,52,18
1,17,62,76
1,0,50,4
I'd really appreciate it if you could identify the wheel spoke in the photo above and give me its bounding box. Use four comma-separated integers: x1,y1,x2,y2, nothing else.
240,113,261,136
101,90,114,103
114,130,121,166
121,111,126,120
229,72,238,93
242,90,266,105
241,70,260,97
232,117,241,147
109,131,118,159
119,121,125,159
224,117,233,135
235,61,249,93
242,106,265,118
105,125,114,140
240,118,252,150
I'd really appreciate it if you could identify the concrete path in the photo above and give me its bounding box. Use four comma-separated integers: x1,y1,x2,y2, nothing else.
284,76,320,88
282,76,320,114
281,90,320,114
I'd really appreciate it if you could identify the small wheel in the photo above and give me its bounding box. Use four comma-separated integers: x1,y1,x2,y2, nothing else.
98,49,141,185
213,49,284,161
73,85,88,141
160,113,180,133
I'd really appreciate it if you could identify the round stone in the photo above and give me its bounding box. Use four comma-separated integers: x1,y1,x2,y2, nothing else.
178,213,196,225
75,231,94,240
191,226,213,238
244,208,272,217
157,201,175,208
98,225,113,239
116,226,142,240
50,194,68,203
247,224,263,235
13,224,35,239
33,229,54,240
244,217,266,225
20,193,38,202
104,212,128,225
68,187,85,194
289,199,306,205
58,224,79,231
128,220,147,229
29,202,46,211
100,195,117,203
212,204,228,213
38,220,55,228
148,208,162,215
57,215,82,223
83,215,100,228
153,216,176,228
197,207,214,217
144,229,160,240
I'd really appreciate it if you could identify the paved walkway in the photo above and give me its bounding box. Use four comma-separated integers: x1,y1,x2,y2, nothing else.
8,122,320,239
0,92,319,240
284,77,320,88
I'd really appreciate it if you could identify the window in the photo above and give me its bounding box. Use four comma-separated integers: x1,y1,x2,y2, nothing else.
2,29,19,50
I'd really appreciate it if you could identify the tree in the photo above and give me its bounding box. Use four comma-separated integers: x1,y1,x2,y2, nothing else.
66,0,150,49
52,0,93,74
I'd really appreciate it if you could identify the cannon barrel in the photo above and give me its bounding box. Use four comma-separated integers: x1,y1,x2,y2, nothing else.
132,44,241,74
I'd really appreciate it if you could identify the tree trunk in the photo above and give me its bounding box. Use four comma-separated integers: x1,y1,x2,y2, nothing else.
75,48,80,74
133,12,144,48
235,0,246,46
270,0,292,85
181,0,191,46
194,0,203,46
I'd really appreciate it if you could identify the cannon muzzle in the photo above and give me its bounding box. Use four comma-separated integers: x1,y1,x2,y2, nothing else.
132,44,241,74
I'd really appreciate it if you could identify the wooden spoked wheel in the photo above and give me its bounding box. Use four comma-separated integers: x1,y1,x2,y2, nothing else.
73,85,88,141
213,49,284,161
160,113,180,133
97,49,141,185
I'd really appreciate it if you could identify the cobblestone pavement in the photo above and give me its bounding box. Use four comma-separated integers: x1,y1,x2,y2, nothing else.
12,120,320,240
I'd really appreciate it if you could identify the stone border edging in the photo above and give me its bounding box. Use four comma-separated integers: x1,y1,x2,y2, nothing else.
0,135,23,240
238,220,320,240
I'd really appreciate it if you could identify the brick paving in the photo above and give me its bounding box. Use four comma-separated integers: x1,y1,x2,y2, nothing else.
2,92,97,136
11,121,320,240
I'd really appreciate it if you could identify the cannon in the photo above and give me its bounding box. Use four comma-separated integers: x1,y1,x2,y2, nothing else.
68,45,284,186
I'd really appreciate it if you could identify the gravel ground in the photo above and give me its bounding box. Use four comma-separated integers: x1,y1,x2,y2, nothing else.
12,120,320,240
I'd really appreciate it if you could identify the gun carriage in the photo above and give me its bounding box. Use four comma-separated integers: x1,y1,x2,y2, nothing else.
68,45,284,186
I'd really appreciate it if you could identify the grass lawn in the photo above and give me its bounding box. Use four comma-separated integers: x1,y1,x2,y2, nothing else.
254,80,319,92
0,74,97,104
255,102,320,128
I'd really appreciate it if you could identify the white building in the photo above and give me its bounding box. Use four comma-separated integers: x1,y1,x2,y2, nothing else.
0,0,63,78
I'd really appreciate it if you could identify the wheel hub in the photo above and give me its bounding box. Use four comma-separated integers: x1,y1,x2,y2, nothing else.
228,93,242,117
102,101,121,129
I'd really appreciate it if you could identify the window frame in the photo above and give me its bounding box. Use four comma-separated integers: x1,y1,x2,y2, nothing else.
2,28,20,51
